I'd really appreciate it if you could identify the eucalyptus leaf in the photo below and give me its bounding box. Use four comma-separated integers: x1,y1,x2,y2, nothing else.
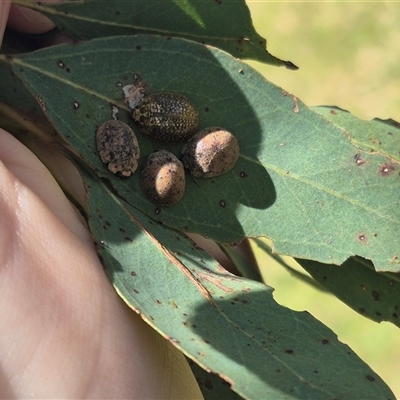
82,164,394,400
297,256,400,327
0,59,43,115
314,106,400,163
188,359,244,400
12,0,296,68
3,35,399,272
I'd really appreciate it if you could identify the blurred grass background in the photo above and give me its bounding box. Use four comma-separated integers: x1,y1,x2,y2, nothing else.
245,2,400,398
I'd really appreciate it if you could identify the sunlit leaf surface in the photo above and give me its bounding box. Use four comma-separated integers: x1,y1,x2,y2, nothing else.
81,166,394,400
4,35,399,272
12,0,296,67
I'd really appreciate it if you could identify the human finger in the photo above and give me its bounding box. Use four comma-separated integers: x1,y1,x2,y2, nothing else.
0,128,203,399
7,2,56,35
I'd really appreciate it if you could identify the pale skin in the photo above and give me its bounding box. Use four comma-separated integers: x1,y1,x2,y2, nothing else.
0,2,204,398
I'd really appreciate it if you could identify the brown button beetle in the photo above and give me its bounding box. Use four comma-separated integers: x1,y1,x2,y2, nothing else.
181,127,240,178
141,150,185,207
96,120,140,177
132,93,199,142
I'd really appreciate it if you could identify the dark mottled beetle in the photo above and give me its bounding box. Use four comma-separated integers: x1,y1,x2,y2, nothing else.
96,120,140,177
132,93,199,142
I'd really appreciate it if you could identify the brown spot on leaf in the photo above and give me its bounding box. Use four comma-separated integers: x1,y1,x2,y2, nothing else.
330,109,337,115
379,163,395,176
371,290,380,301
366,375,375,382
35,94,46,111
356,233,368,244
354,154,365,165
285,349,294,354
204,379,213,390
292,96,299,113
219,199,226,208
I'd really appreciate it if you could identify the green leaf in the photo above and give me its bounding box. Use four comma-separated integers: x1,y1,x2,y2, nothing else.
4,35,399,272
81,164,394,400
0,59,43,115
12,0,297,68
253,238,327,292
188,359,244,400
297,256,400,328
314,106,400,163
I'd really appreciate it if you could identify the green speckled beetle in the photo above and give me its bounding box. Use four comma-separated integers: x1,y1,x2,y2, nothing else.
132,93,199,142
